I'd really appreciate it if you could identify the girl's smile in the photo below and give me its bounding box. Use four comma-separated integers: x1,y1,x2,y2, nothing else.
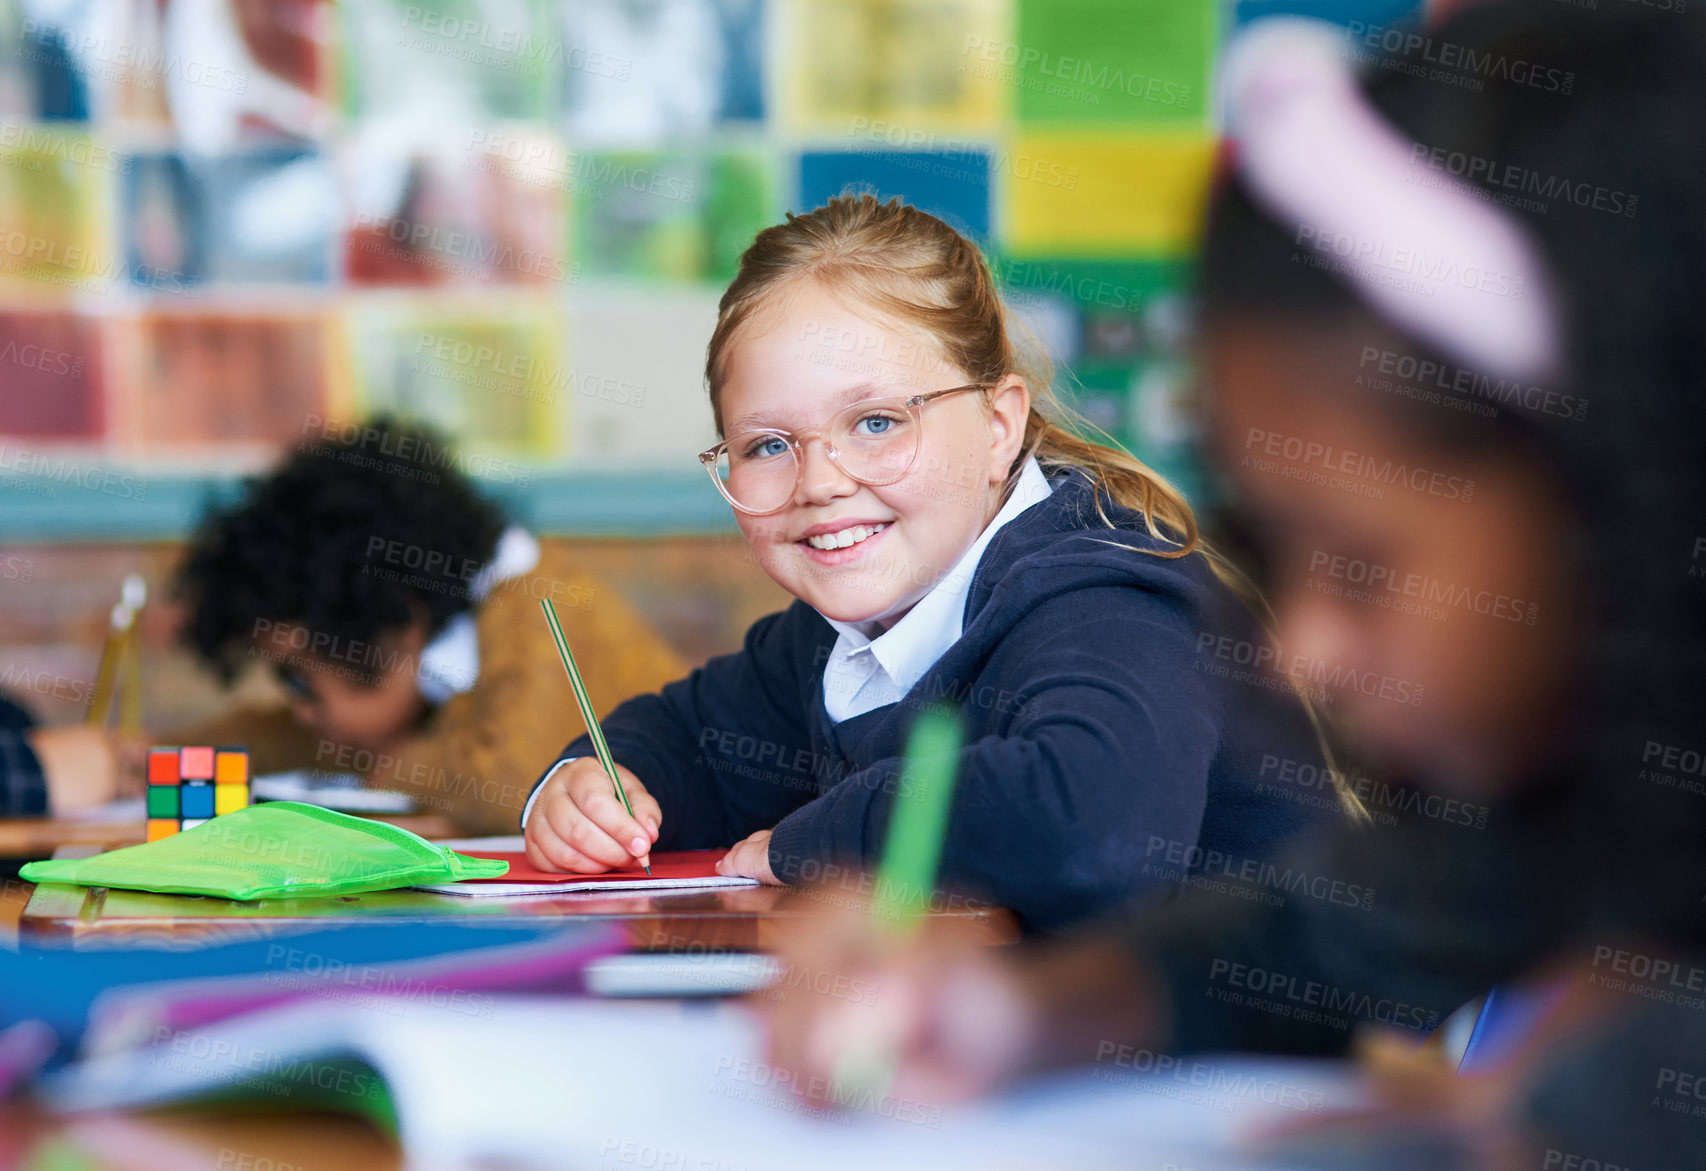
797,518,892,560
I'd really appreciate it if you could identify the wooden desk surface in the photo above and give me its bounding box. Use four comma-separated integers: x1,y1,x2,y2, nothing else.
19,878,1017,952
1,874,30,947
0,1102,399,1171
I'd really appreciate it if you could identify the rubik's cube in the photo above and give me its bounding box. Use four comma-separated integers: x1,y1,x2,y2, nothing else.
146,746,250,841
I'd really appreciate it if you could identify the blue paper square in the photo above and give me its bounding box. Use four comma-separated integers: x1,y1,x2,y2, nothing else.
797,150,991,242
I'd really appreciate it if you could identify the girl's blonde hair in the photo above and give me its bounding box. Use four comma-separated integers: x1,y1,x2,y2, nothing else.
706,194,1365,820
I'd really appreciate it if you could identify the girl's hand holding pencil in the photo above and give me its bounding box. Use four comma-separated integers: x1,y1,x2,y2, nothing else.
523,756,661,874
530,598,660,875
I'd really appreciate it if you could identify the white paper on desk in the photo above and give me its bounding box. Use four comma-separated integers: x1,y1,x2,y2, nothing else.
42,997,1364,1170
413,875,759,897
429,834,526,852
414,836,762,897
250,771,417,813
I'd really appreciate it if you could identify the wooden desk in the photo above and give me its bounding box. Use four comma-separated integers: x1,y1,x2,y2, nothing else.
1,873,31,947
0,1101,398,1171
0,813,457,860
19,878,1017,952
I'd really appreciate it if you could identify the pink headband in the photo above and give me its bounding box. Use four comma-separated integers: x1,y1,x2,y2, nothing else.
1221,19,1560,384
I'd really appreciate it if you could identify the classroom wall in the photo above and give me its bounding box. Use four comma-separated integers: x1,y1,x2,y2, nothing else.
0,0,1426,722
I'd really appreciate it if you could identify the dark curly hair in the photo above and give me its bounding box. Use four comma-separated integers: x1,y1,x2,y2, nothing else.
175,416,508,684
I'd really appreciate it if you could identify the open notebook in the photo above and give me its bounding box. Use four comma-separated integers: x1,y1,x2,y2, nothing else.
40,996,1365,1170
413,843,761,897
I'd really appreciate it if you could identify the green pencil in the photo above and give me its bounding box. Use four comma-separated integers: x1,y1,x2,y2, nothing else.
871,704,963,933
832,703,964,1105
540,599,650,875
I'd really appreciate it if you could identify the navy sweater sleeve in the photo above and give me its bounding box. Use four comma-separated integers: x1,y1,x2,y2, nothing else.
535,607,823,849
768,582,1223,931
0,694,49,817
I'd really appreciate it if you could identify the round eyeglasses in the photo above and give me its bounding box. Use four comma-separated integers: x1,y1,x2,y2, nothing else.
698,384,989,515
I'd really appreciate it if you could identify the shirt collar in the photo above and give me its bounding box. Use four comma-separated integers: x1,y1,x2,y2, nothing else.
819,456,1054,694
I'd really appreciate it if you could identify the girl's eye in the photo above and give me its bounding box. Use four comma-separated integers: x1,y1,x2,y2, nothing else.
741,435,791,460
851,412,903,437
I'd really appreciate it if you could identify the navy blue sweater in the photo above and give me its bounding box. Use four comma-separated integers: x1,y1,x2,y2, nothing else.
536,468,1326,931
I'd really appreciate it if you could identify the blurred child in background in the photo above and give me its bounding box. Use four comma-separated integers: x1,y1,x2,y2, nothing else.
765,3,1706,1163
171,417,685,835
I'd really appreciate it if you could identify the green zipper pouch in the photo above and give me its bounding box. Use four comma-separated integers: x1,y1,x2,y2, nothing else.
19,802,508,900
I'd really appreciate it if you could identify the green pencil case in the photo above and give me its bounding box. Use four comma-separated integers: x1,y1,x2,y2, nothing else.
19,802,508,900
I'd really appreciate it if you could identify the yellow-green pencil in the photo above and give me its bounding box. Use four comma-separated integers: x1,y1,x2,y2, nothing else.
540,599,650,875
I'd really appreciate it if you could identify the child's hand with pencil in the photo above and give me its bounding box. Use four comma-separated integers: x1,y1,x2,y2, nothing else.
524,756,661,874
764,909,1163,1111
764,705,1034,1107
762,705,1164,1110
528,599,661,875
764,893,1037,1108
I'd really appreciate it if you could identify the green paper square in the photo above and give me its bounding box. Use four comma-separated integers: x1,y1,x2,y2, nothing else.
1014,0,1213,124
338,0,552,121
988,254,1193,309
572,149,772,284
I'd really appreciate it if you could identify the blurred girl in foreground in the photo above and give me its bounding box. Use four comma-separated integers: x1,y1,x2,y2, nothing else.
766,2,1706,1163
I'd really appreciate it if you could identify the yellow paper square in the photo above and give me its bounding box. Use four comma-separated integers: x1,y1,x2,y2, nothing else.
1003,132,1215,257
775,0,1012,135
339,294,568,462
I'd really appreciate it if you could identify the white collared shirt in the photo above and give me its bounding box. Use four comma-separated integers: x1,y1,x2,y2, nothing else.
414,526,540,704
818,456,1053,723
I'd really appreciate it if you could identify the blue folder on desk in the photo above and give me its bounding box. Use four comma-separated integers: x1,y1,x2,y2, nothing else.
0,919,615,1071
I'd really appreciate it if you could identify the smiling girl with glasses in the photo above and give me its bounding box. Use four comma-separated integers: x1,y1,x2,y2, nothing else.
522,194,1351,930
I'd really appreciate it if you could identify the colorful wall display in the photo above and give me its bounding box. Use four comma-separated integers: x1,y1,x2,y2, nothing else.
0,0,1427,530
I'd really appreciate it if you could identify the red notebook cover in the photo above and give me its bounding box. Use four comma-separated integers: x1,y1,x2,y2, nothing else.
455,849,731,884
